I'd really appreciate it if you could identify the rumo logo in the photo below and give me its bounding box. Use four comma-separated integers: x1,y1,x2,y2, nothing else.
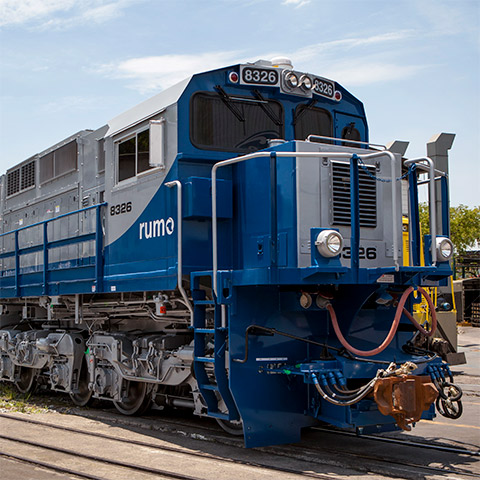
139,217,174,239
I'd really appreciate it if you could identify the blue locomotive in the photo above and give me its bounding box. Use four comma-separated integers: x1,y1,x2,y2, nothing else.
0,58,463,447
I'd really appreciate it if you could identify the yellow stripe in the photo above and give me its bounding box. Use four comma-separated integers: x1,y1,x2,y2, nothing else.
421,420,480,430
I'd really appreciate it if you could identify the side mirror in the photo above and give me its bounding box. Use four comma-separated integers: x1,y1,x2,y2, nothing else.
149,119,165,169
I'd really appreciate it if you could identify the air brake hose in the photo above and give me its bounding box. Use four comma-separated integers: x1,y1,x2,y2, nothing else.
327,287,437,357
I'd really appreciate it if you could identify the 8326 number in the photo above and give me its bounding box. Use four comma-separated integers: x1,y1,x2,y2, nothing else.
110,202,132,216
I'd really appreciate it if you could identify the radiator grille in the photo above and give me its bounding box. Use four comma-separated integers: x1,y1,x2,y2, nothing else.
332,161,377,228
7,160,36,197
7,169,20,196
21,161,35,190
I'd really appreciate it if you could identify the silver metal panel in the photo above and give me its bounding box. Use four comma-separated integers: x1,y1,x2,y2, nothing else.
104,104,178,246
105,77,191,137
295,141,403,269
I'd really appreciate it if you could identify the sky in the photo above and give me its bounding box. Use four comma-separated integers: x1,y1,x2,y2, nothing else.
0,0,479,207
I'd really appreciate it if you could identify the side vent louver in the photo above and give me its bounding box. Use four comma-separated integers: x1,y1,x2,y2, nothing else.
332,161,377,228
7,160,36,197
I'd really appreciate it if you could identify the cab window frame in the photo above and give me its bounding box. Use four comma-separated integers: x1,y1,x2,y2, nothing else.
116,128,152,184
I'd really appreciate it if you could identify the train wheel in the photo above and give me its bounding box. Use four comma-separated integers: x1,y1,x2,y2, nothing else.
216,418,244,436
114,381,151,416
15,367,36,394
70,359,93,407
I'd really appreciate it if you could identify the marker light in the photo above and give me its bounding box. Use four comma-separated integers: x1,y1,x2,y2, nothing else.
334,91,342,101
435,237,454,261
285,72,298,88
300,75,312,90
229,72,239,83
315,230,344,258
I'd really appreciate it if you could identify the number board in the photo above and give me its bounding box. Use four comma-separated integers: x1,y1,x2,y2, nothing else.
240,66,280,86
312,76,335,99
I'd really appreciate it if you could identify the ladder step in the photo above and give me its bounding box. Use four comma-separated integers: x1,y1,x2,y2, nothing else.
194,300,215,305
195,328,215,334
195,356,215,363
200,383,219,391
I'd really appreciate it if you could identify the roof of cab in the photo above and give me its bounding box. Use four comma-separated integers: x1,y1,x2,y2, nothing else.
105,76,192,138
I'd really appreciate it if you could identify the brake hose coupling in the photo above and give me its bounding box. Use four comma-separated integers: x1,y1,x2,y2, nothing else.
316,295,331,310
394,361,418,376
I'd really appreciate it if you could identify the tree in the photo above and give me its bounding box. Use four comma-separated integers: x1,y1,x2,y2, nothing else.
418,203,480,254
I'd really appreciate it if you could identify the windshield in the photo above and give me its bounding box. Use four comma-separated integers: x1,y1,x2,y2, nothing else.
191,92,284,153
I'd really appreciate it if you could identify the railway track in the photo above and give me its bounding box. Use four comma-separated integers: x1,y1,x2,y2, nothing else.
0,412,478,479
311,425,480,456
0,413,336,480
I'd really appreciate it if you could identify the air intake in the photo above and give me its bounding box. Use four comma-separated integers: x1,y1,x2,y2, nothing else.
331,161,377,228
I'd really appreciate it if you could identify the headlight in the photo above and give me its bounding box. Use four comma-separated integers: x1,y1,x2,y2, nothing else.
285,72,298,88
435,237,454,261
315,230,344,258
299,75,312,90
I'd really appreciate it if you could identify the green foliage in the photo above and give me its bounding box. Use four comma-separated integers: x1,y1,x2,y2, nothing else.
418,203,480,254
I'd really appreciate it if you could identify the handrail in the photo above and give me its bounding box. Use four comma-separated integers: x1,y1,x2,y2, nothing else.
211,150,399,296
306,134,387,150
0,203,107,239
0,203,106,296
403,157,437,265
165,180,194,322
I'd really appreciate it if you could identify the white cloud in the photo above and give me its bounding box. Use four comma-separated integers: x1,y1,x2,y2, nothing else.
100,51,245,94
264,31,422,86
98,31,425,93
322,61,426,86
0,0,137,28
282,0,311,7
278,31,414,63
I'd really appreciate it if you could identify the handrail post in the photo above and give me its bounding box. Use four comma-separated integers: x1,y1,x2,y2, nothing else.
43,222,48,295
350,154,360,281
269,152,278,272
95,205,104,293
404,157,437,265
14,230,19,297
440,175,450,237
165,180,194,322
408,165,421,266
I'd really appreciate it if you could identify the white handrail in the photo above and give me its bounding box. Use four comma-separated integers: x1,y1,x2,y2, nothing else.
403,157,437,265
211,149,399,296
306,134,387,150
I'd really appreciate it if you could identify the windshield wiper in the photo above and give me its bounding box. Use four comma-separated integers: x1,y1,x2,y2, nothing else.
292,99,316,126
214,85,245,122
253,90,283,126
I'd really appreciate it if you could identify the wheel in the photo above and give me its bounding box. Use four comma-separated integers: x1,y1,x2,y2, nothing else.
69,359,93,407
216,418,244,436
15,367,36,394
113,381,152,416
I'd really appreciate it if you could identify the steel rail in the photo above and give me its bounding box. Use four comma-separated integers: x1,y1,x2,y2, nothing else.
1,412,477,478
299,438,479,478
0,433,203,480
212,149,399,295
0,450,106,480
0,413,333,480
311,425,480,456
